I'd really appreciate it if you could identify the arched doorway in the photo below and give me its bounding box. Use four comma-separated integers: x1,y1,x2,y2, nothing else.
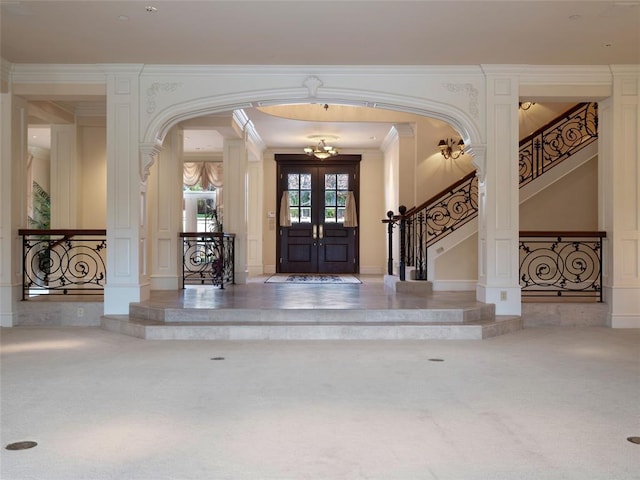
142,85,482,288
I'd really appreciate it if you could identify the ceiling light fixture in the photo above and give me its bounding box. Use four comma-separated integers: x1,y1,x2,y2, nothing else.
438,138,465,160
145,5,157,13
304,139,338,160
519,101,535,110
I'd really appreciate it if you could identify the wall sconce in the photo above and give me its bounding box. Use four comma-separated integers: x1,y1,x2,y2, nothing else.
519,101,535,110
438,138,465,160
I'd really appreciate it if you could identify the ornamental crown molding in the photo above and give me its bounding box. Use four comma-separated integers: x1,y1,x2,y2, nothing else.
139,64,485,77
610,65,640,75
380,124,414,151
483,65,614,86
10,64,107,84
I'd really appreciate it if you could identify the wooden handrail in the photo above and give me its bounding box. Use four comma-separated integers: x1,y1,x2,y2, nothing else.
19,229,106,236
519,231,606,238
179,232,235,238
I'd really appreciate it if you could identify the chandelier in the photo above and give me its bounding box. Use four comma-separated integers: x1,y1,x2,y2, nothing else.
304,139,338,159
438,138,465,160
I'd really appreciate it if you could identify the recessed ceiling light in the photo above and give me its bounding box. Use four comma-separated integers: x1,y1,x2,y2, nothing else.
602,42,613,47
118,15,129,21
145,5,157,13
568,14,581,20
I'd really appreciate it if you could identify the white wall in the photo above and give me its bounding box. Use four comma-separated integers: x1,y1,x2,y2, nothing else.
520,157,598,231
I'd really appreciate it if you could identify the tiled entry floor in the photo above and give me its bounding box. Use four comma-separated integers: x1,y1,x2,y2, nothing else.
146,275,482,311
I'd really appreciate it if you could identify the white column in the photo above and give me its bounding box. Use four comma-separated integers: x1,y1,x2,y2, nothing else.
600,66,640,328
223,138,248,284
104,66,148,314
381,127,400,275
0,94,28,327
184,196,197,232
476,74,521,315
149,127,183,290
50,124,78,228
395,124,416,209
247,159,264,276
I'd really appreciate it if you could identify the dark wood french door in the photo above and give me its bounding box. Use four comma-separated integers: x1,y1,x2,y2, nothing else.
276,155,360,274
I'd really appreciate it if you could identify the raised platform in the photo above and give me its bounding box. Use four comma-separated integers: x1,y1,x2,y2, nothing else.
100,277,523,340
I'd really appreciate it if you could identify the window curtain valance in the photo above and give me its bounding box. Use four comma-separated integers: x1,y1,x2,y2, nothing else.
183,162,223,190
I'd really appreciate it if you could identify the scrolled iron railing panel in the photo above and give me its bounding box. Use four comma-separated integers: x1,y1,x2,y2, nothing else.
519,232,605,301
19,230,107,298
424,174,479,248
519,103,598,187
181,233,235,288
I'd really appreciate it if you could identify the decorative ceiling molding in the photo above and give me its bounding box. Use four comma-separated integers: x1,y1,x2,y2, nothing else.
233,109,266,155
443,83,480,120
303,76,323,97
146,82,183,115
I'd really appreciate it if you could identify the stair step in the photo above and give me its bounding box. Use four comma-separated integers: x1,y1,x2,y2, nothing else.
129,304,496,324
101,314,522,341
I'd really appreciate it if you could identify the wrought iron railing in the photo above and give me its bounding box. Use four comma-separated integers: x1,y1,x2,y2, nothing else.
18,229,107,298
403,172,478,280
384,102,599,282
519,231,605,301
519,103,598,187
180,232,235,288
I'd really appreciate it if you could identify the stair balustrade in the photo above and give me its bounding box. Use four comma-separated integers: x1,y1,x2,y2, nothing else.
520,102,598,186
18,229,107,299
384,102,599,292
180,232,235,289
519,231,606,301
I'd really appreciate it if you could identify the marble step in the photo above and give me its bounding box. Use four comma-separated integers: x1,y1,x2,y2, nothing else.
101,314,522,341
128,303,496,324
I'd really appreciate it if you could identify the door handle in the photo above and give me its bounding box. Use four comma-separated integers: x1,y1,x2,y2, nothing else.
312,224,317,239
319,225,324,239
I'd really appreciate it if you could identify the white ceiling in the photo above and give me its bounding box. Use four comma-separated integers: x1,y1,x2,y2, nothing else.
2,1,638,65
8,1,635,153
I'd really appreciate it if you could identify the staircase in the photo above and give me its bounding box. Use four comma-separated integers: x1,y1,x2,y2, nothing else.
398,103,598,284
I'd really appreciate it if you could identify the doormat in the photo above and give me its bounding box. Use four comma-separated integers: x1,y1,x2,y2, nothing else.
265,274,362,284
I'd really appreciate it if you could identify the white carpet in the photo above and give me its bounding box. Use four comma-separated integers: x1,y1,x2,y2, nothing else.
1,327,639,480
265,274,362,284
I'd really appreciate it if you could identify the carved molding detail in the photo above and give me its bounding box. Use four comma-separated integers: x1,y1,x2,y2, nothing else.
443,83,479,119
139,143,162,182
303,76,323,97
146,82,183,114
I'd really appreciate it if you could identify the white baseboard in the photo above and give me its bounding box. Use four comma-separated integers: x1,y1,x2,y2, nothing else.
359,265,384,275
1,312,16,327
247,264,264,276
609,314,640,328
432,280,476,291
150,275,180,290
